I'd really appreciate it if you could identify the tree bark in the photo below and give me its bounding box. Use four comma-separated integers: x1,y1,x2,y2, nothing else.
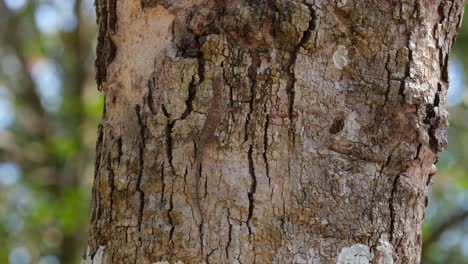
85,1,464,263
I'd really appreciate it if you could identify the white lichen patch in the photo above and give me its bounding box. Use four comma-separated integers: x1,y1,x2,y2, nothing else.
81,246,105,264
336,244,371,264
337,0,348,8
376,235,394,264
333,45,349,70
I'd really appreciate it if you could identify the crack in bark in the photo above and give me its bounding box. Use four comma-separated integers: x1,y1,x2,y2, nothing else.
117,137,123,165
165,121,175,172
168,183,175,257
244,50,260,143
225,208,232,259
180,74,198,120
198,221,205,262
389,174,401,243
161,105,176,173
95,0,117,89
285,3,316,134
206,247,218,264
135,105,147,232
383,52,392,107
263,112,270,186
425,81,444,153
147,77,156,115
246,145,257,239
180,54,205,121
160,163,165,203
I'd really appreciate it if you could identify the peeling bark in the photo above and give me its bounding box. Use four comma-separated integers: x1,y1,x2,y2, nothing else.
87,0,465,263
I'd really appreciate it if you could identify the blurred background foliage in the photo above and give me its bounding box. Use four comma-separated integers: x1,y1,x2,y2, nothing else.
0,0,100,263
0,1,465,263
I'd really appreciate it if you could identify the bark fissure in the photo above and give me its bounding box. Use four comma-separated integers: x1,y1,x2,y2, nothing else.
162,105,176,173
135,105,146,232
180,74,198,120
285,3,315,126
244,50,260,143
389,174,401,243
116,137,123,165
244,48,260,246
246,144,257,238
160,163,165,203
168,182,175,255
225,208,232,259
263,112,270,185
95,0,117,89
147,77,156,115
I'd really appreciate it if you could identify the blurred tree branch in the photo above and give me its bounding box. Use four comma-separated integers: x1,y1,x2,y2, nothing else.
423,209,468,253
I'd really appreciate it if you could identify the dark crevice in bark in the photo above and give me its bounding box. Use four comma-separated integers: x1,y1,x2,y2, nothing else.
197,51,206,86
168,184,175,256
162,104,170,117
162,104,175,172
94,124,104,180
117,137,123,165
383,52,392,107
95,0,117,89
415,143,423,160
197,161,205,260
243,47,260,243
440,49,449,83
329,117,345,134
180,53,205,121
160,163,165,203
135,105,147,232
147,77,156,115
180,74,198,120
225,208,232,259
389,174,401,243
246,145,257,239
198,220,205,262
244,50,260,143
263,112,270,186
425,83,443,152
203,166,208,198
165,121,175,172
206,247,218,264
285,3,316,131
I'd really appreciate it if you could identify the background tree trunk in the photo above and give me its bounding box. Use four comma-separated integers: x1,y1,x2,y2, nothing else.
85,0,464,263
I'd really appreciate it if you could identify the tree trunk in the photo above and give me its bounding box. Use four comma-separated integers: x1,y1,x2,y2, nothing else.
85,1,464,263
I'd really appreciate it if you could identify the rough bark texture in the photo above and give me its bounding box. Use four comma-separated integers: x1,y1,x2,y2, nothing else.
85,0,464,263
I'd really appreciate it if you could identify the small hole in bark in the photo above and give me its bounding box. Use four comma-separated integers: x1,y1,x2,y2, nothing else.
329,117,345,134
